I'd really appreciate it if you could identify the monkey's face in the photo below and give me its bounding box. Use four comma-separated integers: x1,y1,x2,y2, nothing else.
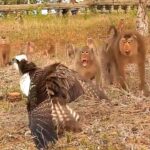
119,35,138,56
80,48,92,67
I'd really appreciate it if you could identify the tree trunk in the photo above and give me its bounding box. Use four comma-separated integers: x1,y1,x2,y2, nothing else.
27,0,30,4
136,0,149,36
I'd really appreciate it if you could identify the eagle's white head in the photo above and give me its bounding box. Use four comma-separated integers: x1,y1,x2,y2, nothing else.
12,54,28,73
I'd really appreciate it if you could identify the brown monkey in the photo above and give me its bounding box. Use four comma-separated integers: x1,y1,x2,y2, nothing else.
74,46,102,87
117,18,125,34
66,43,76,59
0,36,11,67
25,41,35,54
105,25,118,52
44,41,55,58
114,30,146,90
101,25,146,92
15,12,24,25
100,26,118,86
20,41,35,61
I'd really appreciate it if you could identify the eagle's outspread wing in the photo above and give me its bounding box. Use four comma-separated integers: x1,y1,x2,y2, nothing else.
27,66,82,149
45,63,108,102
28,96,81,150
29,99,57,150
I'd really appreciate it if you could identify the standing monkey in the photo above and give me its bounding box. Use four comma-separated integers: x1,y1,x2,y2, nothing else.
74,45,102,87
0,36,11,67
101,25,147,94
117,18,125,34
114,30,146,91
20,41,35,61
100,25,118,86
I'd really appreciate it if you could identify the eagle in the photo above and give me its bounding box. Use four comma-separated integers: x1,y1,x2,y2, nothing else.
11,54,108,150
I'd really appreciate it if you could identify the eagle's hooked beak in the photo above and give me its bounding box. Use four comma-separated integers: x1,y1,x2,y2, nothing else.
9,58,17,66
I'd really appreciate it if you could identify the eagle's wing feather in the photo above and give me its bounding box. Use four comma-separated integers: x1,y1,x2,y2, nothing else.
46,64,108,101
46,64,85,102
29,99,58,150
28,78,81,149
29,98,81,150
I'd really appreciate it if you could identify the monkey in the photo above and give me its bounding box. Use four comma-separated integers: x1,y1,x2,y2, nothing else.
101,25,147,93
74,45,102,87
86,37,99,56
102,19,125,54
0,36,11,67
114,30,146,91
25,41,35,54
100,25,118,86
15,12,24,25
117,18,125,34
20,41,35,61
105,26,118,52
66,43,76,60
45,42,55,58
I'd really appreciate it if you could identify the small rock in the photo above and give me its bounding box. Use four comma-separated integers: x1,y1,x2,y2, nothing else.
131,127,138,134
7,92,22,102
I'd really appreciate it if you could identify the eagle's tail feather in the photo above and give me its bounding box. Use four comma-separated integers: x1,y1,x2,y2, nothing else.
29,98,81,149
29,99,58,149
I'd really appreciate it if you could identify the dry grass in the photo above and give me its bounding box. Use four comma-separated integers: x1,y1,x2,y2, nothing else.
0,12,137,56
1,12,150,150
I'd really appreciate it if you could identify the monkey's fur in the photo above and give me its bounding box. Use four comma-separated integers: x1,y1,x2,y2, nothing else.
101,25,147,92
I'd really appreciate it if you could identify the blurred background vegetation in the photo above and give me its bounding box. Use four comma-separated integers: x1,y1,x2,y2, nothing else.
0,0,58,4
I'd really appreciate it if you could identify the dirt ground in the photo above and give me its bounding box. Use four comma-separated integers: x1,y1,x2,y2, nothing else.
0,52,150,150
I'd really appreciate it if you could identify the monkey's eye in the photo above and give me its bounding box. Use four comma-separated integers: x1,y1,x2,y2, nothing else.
128,39,133,44
121,40,126,43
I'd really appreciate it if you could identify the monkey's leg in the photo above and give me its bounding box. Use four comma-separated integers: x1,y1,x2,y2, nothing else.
138,62,150,96
110,62,118,85
4,53,9,66
138,62,145,90
95,69,102,88
118,63,127,90
100,56,111,86
1,54,5,67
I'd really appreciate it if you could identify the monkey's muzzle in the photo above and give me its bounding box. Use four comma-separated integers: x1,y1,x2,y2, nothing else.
81,59,88,67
